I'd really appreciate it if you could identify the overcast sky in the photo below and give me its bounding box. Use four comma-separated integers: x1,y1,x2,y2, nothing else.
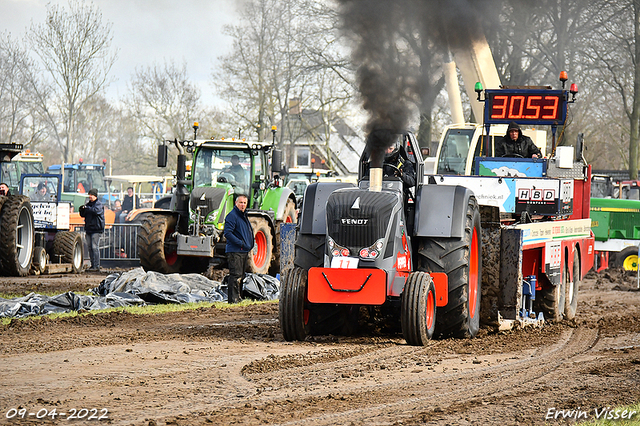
0,0,239,106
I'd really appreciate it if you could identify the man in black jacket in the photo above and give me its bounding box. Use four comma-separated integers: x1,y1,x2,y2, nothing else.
79,188,105,272
495,121,542,158
224,194,254,303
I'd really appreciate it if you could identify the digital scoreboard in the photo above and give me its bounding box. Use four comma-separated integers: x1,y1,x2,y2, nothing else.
483,89,568,126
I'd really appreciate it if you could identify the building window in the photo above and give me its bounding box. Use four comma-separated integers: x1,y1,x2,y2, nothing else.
295,148,310,167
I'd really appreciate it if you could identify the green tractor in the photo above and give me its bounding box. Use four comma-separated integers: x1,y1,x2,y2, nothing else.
137,132,296,276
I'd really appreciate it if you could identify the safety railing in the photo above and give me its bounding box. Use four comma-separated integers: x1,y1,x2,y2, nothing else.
76,223,141,266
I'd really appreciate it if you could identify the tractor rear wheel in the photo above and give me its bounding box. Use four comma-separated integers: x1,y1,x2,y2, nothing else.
53,231,84,273
417,196,482,338
616,246,639,271
271,198,297,275
248,216,273,274
138,214,182,273
0,195,34,277
564,250,580,320
401,271,436,346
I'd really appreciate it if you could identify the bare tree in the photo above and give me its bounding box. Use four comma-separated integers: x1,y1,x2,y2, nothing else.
26,0,117,162
126,60,202,142
216,0,356,147
0,33,48,148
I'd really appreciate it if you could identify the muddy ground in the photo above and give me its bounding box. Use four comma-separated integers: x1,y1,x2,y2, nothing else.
0,268,639,426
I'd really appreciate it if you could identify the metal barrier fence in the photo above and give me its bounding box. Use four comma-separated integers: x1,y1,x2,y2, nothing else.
76,223,141,267
100,223,140,260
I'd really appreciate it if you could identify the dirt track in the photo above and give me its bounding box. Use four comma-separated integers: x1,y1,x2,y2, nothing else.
1,269,640,425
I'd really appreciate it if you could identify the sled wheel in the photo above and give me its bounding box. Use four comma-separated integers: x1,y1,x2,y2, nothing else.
137,214,182,273
541,253,566,322
279,266,311,341
0,195,34,276
53,231,84,273
564,250,580,320
417,196,482,338
617,247,639,271
248,216,273,274
401,271,436,346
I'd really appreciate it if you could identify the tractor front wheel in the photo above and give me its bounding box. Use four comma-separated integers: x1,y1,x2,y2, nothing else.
401,271,436,346
138,214,182,273
279,266,311,341
53,231,84,273
32,246,48,275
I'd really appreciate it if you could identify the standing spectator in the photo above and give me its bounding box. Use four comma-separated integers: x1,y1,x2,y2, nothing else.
119,187,137,223
0,182,10,196
79,188,105,272
112,199,122,219
223,194,254,303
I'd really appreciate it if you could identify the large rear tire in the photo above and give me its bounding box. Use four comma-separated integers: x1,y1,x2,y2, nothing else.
138,214,182,273
53,231,84,273
271,198,297,275
0,195,34,277
564,250,580,320
417,196,482,338
248,216,273,274
401,271,436,346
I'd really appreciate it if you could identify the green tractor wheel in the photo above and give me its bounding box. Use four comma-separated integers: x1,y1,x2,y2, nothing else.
248,216,273,274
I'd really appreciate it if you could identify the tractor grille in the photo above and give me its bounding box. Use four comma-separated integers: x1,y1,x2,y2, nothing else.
326,189,397,249
190,187,227,218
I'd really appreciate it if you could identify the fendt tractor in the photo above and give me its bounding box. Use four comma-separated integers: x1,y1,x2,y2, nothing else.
279,73,594,345
137,124,296,276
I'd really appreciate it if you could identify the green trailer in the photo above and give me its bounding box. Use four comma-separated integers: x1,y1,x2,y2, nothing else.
591,197,640,271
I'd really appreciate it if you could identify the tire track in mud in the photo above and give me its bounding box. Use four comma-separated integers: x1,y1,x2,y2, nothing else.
201,327,599,425
272,328,600,425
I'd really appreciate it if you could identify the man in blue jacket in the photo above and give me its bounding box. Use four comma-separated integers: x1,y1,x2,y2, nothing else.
224,194,254,303
79,188,105,272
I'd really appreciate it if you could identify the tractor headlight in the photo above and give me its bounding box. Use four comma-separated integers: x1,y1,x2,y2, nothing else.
327,236,350,257
359,239,384,259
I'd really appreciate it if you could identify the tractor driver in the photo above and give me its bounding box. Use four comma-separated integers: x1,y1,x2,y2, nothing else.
383,141,416,189
495,121,542,158
225,155,247,191
32,182,49,201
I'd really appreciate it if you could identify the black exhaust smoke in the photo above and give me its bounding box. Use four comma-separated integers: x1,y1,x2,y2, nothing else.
337,0,498,166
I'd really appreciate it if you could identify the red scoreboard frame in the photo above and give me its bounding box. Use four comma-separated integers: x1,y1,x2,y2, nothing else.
484,89,568,126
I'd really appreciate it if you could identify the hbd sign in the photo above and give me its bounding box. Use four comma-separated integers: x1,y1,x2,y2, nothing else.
515,179,572,216
518,188,556,202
